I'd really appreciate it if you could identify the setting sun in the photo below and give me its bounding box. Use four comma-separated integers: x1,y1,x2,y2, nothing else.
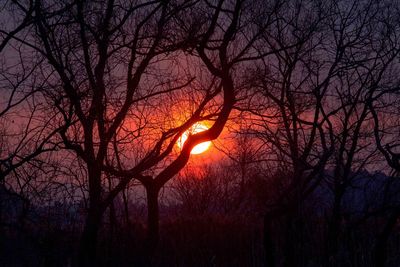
178,123,212,154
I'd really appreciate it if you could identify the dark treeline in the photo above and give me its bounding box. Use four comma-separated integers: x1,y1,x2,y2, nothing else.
1,0,400,266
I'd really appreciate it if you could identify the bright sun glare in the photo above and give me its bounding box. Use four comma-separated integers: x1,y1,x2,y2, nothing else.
177,123,211,155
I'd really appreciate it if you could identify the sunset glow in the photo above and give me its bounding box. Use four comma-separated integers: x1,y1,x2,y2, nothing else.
178,123,211,154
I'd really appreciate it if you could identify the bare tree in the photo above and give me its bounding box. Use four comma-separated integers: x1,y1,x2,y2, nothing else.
242,0,400,266
4,0,400,266
243,1,338,265
2,0,278,264
315,1,400,263
368,37,400,267
0,0,60,183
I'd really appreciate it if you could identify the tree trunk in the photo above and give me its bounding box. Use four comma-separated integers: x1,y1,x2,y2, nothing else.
283,214,304,267
107,200,116,265
77,165,103,267
374,208,400,267
77,208,102,267
283,174,305,267
326,189,342,263
146,185,160,257
122,188,131,228
263,215,275,267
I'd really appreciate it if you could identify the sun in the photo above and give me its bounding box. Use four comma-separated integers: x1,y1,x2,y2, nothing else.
177,123,212,154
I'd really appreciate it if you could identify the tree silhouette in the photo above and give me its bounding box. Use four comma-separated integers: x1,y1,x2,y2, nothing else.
18,0,276,264
1,0,400,266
